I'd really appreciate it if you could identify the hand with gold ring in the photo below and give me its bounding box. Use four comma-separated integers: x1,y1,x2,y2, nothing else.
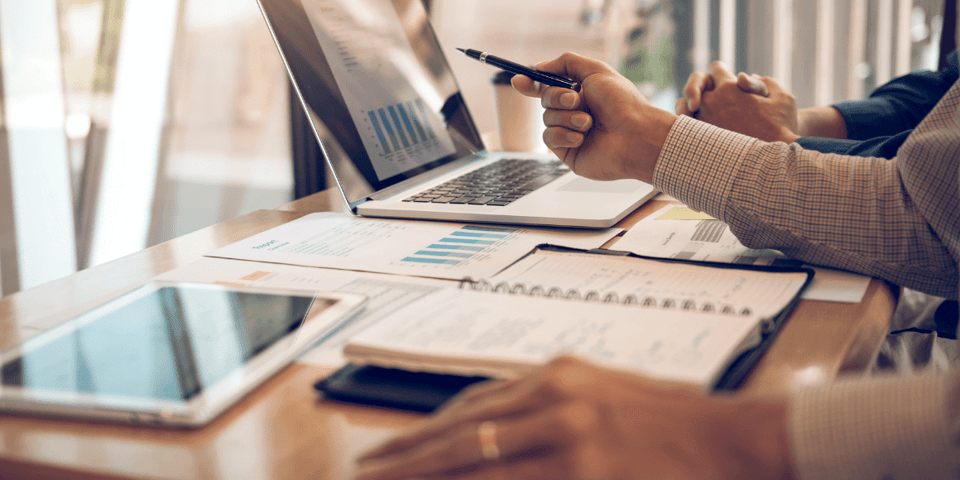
477,421,500,462
355,355,795,480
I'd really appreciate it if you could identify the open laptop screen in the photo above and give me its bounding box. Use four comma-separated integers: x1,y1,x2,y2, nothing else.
258,0,485,201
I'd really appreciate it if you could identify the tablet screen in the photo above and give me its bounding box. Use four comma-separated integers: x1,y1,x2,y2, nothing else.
1,285,329,402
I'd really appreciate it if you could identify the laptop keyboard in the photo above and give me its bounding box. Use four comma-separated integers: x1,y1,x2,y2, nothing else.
402,158,568,206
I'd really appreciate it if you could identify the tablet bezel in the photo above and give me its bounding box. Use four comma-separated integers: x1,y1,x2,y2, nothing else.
0,281,366,427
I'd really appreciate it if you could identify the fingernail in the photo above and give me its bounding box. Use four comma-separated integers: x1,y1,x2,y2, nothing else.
687,100,695,112
572,113,589,129
565,131,582,144
560,92,576,108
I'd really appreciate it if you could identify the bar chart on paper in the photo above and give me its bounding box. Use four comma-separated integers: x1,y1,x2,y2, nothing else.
205,213,620,281
401,225,515,266
615,205,800,267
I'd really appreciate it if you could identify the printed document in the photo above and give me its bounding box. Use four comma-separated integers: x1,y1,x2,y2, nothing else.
205,212,621,280
612,204,871,303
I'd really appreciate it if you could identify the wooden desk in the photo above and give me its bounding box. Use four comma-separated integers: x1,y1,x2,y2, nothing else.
0,191,895,479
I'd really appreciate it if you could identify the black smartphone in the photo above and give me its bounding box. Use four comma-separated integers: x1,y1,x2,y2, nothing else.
314,364,490,412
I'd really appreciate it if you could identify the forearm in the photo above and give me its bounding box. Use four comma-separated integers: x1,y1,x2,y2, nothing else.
711,394,798,480
790,369,960,480
726,142,956,296
653,116,958,297
796,106,847,139
794,131,910,159
833,56,959,140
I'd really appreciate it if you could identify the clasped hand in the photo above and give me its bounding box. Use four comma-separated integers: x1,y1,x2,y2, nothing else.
675,61,801,144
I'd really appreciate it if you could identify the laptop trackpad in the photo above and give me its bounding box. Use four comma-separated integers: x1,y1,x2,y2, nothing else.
556,177,644,193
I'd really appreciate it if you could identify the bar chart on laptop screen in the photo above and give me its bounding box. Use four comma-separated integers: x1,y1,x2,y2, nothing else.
304,0,457,177
363,98,439,157
401,225,516,266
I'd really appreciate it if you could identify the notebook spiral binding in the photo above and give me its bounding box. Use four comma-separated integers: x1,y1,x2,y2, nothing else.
458,278,752,316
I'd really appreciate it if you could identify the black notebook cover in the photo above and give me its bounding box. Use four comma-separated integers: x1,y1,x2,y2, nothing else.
316,245,814,411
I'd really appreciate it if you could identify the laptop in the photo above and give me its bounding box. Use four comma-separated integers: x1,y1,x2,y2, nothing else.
256,0,657,228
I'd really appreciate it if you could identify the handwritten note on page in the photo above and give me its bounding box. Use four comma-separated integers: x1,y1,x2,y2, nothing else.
343,289,764,387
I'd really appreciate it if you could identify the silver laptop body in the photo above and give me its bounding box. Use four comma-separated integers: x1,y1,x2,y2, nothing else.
257,0,656,228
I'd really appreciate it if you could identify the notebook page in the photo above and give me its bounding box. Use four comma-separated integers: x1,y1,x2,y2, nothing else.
344,290,764,386
487,250,808,319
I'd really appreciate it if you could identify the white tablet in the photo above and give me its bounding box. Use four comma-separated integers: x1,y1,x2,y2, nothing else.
0,281,366,427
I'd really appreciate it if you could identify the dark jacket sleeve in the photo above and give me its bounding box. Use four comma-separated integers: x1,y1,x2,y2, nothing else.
835,49,959,140
795,130,912,159
794,49,959,158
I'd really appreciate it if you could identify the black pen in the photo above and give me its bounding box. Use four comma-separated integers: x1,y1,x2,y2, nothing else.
457,48,581,92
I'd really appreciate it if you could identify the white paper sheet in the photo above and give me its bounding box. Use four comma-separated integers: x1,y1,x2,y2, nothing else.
205,212,621,281
611,204,871,303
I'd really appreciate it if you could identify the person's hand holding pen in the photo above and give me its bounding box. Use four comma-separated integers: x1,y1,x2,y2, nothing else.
509,52,677,184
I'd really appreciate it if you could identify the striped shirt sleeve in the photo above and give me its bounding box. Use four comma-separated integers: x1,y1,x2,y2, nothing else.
652,81,960,479
789,371,960,480
654,115,957,298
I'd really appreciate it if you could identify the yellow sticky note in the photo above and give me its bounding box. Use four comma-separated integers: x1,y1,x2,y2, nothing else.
656,207,715,221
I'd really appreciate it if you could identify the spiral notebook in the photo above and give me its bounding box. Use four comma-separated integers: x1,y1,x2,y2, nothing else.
342,249,813,389
478,248,812,321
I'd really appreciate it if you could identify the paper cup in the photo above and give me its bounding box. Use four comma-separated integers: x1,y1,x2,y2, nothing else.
491,71,547,153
